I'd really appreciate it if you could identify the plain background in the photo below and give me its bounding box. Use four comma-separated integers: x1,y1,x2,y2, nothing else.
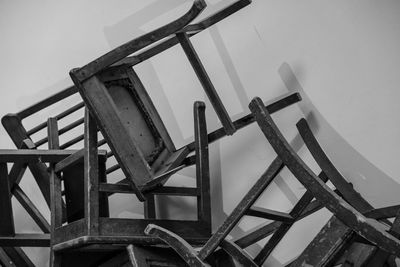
1,0,400,266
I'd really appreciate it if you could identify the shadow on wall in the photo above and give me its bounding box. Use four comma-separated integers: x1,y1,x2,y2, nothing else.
280,62,400,208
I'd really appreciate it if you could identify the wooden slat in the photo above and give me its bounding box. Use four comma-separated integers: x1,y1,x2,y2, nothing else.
234,199,324,248
0,149,79,163
106,164,120,174
246,207,293,222
254,173,329,265
72,0,206,81
59,134,84,149
17,86,78,119
35,117,84,147
177,32,235,135
99,183,198,196
297,118,373,212
0,234,50,247
180,0,251,33
197,157,284,260
84,109,100,236
117,0,251,69
47,117,63,259
364,205,400,220
255,191,314,265
8,163,27,188
194,101,211,231
140,165,188,192
26,102,84,136
0,163,15,236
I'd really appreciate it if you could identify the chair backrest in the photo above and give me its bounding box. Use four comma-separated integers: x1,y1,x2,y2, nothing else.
69,0,207,197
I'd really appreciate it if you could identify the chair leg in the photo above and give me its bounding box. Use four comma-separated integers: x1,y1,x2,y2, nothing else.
194,101,212,234
145,224,210,267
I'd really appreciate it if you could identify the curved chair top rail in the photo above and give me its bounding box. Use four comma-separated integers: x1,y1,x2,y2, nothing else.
72,0,207,82
249,97,400,257
296,118,374,213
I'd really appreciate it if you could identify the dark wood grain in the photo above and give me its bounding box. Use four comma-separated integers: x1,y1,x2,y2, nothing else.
234,198,325,248
0,234,50,247
145,224,210,267
84,109,100,236
194,101,212,233
0,163,15,236
246,207,293,222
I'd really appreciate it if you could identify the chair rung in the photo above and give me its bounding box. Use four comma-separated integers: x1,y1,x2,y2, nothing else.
99,183,132,194
99,183,199,196
246,207,294,222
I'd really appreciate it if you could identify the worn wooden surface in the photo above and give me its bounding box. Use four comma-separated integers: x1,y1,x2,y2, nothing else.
0,163,15,237
145,224,210,267
194,101,212,234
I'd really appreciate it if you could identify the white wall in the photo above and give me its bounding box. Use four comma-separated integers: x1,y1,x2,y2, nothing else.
1,0,400,266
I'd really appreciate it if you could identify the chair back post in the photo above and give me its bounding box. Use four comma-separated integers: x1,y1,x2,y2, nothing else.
84,108,100,236
47,117,63,267
193,101,211,234
0,161,15,237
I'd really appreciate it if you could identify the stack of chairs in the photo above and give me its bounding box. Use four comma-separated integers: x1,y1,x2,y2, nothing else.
0,0,399,266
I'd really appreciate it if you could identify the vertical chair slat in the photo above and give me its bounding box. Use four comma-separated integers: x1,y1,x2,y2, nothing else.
0,163,15,236
84,109,100,235
194,101,211,233
48,117,63,232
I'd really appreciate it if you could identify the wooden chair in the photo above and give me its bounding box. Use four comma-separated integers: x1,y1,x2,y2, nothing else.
144,97,400,266
286,118,400,266
0,148,79,266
